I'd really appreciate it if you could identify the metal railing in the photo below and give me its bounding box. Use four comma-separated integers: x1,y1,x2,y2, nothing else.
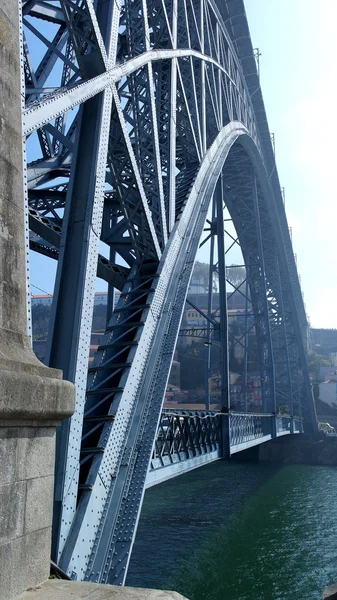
276,415,292,434
150,411,304,472
151,410,219,469
230,413,273,447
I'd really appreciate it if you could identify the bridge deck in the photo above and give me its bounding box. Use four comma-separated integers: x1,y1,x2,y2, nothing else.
146,412,302,486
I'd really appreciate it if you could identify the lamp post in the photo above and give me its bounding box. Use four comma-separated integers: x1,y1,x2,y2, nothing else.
204,334,223,411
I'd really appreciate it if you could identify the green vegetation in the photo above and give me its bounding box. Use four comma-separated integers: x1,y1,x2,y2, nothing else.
32,302,108,340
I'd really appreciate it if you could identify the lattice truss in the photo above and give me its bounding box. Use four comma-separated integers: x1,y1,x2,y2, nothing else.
21,0,315,586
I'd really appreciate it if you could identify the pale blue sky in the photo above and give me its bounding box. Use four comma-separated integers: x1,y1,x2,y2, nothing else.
244,0,337,327
29,1,336,327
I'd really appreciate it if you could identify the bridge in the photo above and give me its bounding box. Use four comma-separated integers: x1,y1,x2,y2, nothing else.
147,410,304,487
20,0,316,588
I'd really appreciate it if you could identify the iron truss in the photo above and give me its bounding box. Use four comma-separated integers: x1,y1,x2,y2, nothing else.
21,0,316,585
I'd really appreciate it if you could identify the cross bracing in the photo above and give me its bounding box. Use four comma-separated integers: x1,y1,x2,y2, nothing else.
21,0,316,586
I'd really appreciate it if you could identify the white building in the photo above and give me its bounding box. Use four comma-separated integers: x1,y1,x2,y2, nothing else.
32,291,120,308
94,292,108,305
31,294,53,306
319,378,337,408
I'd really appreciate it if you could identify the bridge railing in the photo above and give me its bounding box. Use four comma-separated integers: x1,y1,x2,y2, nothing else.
293,418,304,434
150,410,304,472
151,410,219,469
230,413,273,448
276,415,303,434
276,415,292,435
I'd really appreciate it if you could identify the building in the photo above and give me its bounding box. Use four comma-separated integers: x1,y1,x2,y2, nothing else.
33,332,105,366
92,291,121,306
182,290,249,337
319,367,337,383
168,360,181,389
310,328,337,356
319,378,337,409
89,333,104,364
31,294,53,306
31,290,121,308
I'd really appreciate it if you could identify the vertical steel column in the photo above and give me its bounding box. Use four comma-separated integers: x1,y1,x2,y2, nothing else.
295,348,303,430
275,257,293,426
106,246,116,326
168,0,178,231
252,169,276,412
205,197,216,410
243,260,249,413
106,216,117,327
101,210,117,326
252,169,276,414
200,0,206,154
216,175,230,412
46,89,112,560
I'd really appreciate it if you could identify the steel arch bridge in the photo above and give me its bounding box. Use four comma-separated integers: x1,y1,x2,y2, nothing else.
21,0,316,586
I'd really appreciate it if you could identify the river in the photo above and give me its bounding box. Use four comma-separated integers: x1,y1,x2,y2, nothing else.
126,460,337,599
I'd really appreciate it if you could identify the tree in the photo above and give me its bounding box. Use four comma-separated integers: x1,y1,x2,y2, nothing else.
226,264,246,289
32,304,51,340
307,350,331,382
92,303,107,332
191,261,219,292
178,340,208,390
32,301,108,341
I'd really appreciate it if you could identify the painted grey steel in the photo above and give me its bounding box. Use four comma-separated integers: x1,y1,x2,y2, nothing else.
215,175,230,416
251,169,276,413
20,0,317,587
152,410,219,465
146,410,302,482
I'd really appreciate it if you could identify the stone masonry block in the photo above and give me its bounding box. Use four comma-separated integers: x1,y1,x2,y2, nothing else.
7,528,52,600
0,39,21,92
0,146,23,209
0,430,18,484
0,539,13,600
0,105,23,167
15,580,190,600
0,60,22,122
0,367,75,421
24,475,54,535
0,481,26,544
17,428,56,481
0,1,20,31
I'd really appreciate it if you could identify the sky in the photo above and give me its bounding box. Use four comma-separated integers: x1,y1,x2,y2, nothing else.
244,0,337,328
29,1,337,328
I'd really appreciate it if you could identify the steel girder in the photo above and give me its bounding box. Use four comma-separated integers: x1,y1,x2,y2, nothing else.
20,0,316,585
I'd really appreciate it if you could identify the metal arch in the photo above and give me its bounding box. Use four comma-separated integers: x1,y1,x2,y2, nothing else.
58,121,249,583
20,0,316,587
59,124,312,584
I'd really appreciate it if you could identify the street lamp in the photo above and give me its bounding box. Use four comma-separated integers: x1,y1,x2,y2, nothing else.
204,332,221,411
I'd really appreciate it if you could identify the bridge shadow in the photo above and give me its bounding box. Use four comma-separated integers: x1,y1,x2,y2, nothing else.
127,458,283,590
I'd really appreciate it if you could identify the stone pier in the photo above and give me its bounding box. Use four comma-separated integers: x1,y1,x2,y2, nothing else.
0,1,187,599
0,1,75,598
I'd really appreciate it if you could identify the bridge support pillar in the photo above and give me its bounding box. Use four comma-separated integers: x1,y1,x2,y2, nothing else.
272,415,277,438
0,2,75,599
220,414,230,457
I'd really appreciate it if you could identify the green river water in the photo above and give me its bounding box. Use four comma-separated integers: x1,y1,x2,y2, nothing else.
127,461,337,600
